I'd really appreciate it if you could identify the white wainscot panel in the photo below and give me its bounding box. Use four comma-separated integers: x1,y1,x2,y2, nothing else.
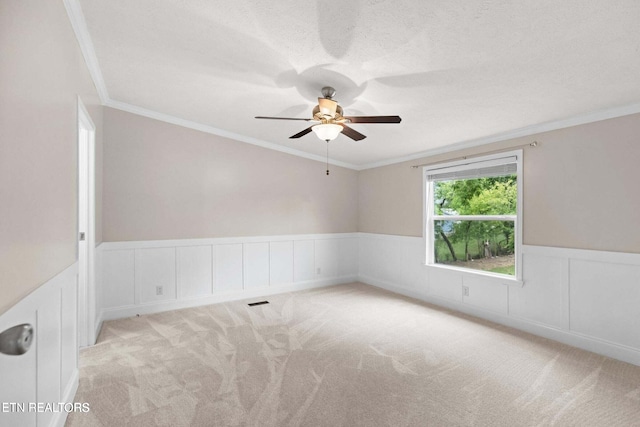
270,241,293,286
215,244,243,292
177,245,212,299
462,275,508,314
0,263,78,427
294,240,314,282
244,242,270,289
358,236,383,280
395,238,425,290
428,267,463,302
379,239,406,284
60,280,78,401
315,239,339,279
509,253,567,328
337,238,358,277
359,236,397,284
136,248,177,304
0,310,37,427
94,245,103,339
358,235,425,291
37,293,62,427
102,250,135,308
570,260,640,349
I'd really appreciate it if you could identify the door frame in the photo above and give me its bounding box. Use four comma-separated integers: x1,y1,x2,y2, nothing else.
77,96,96,348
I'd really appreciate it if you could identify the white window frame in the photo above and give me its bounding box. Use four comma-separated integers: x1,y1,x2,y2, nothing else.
423,150,523,283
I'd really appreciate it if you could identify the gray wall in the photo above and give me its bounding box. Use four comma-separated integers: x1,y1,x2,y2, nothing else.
358,113,640,254
102,108,359,241
0,1,104,315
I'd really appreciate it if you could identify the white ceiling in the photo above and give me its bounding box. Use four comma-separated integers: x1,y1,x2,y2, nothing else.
78,0,640,168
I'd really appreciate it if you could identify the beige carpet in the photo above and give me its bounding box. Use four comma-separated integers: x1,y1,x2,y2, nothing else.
67,283,640,426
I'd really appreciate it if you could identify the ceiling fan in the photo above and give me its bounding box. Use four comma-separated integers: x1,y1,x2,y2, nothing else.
255,86,401,143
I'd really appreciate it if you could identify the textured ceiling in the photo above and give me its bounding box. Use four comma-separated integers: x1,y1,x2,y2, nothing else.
79,0,640,167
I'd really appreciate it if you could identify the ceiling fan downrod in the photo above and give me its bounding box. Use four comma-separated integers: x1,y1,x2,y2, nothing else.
326,140,330,175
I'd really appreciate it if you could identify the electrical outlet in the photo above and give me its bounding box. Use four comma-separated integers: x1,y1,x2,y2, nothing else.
317,267,321,275
156,286,163,296
462,286,469,297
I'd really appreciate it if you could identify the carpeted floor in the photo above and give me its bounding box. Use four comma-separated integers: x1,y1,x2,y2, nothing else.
67,282,640,426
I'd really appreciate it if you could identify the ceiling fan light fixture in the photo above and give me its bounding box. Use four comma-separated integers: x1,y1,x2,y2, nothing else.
312,123,343,141
256,87,401,144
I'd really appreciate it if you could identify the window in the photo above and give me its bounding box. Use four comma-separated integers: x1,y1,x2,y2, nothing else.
424,151,522,279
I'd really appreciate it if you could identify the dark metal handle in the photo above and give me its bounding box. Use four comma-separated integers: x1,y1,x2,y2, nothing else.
0,324,34,355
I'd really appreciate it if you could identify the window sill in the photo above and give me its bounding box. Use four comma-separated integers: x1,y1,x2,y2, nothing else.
424,263,524,287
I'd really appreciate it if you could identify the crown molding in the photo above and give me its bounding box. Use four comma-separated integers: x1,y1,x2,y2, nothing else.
356,102,640,170
105,100,359,170
63,0,110,104
99,99,640,172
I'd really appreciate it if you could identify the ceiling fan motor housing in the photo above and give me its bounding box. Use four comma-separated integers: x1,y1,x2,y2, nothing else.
321,86,336,99
313,105,344,122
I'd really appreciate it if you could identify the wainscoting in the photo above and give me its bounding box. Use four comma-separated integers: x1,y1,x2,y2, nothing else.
98,232,640,366
98,233,359,321
2,232,638,427
358,232,640,366
0,263,78,427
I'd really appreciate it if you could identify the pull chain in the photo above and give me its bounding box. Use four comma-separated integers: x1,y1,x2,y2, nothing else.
326,140,330,175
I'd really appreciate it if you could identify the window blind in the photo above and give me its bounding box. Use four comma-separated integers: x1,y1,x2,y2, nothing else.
426,156,517,182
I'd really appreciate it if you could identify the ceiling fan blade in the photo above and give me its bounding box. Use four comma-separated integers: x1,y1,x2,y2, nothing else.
318,98,338,117
339,124,366,141
255,116,313,121
344,115,402,124
289,126,314,139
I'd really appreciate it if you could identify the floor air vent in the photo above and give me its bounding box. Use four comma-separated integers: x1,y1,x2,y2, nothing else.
248,300,269,307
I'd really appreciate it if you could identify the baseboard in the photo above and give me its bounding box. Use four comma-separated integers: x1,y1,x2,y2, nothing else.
51,368,79,427
93,311,104,343
102,276,356,321
358,274,640,367
357,275,430,307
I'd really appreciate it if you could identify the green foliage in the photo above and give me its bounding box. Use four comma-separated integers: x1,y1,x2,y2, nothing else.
467,181,517,215
434,237,481,260
434,175,516,215
488,265,516,275
433,175,517,258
